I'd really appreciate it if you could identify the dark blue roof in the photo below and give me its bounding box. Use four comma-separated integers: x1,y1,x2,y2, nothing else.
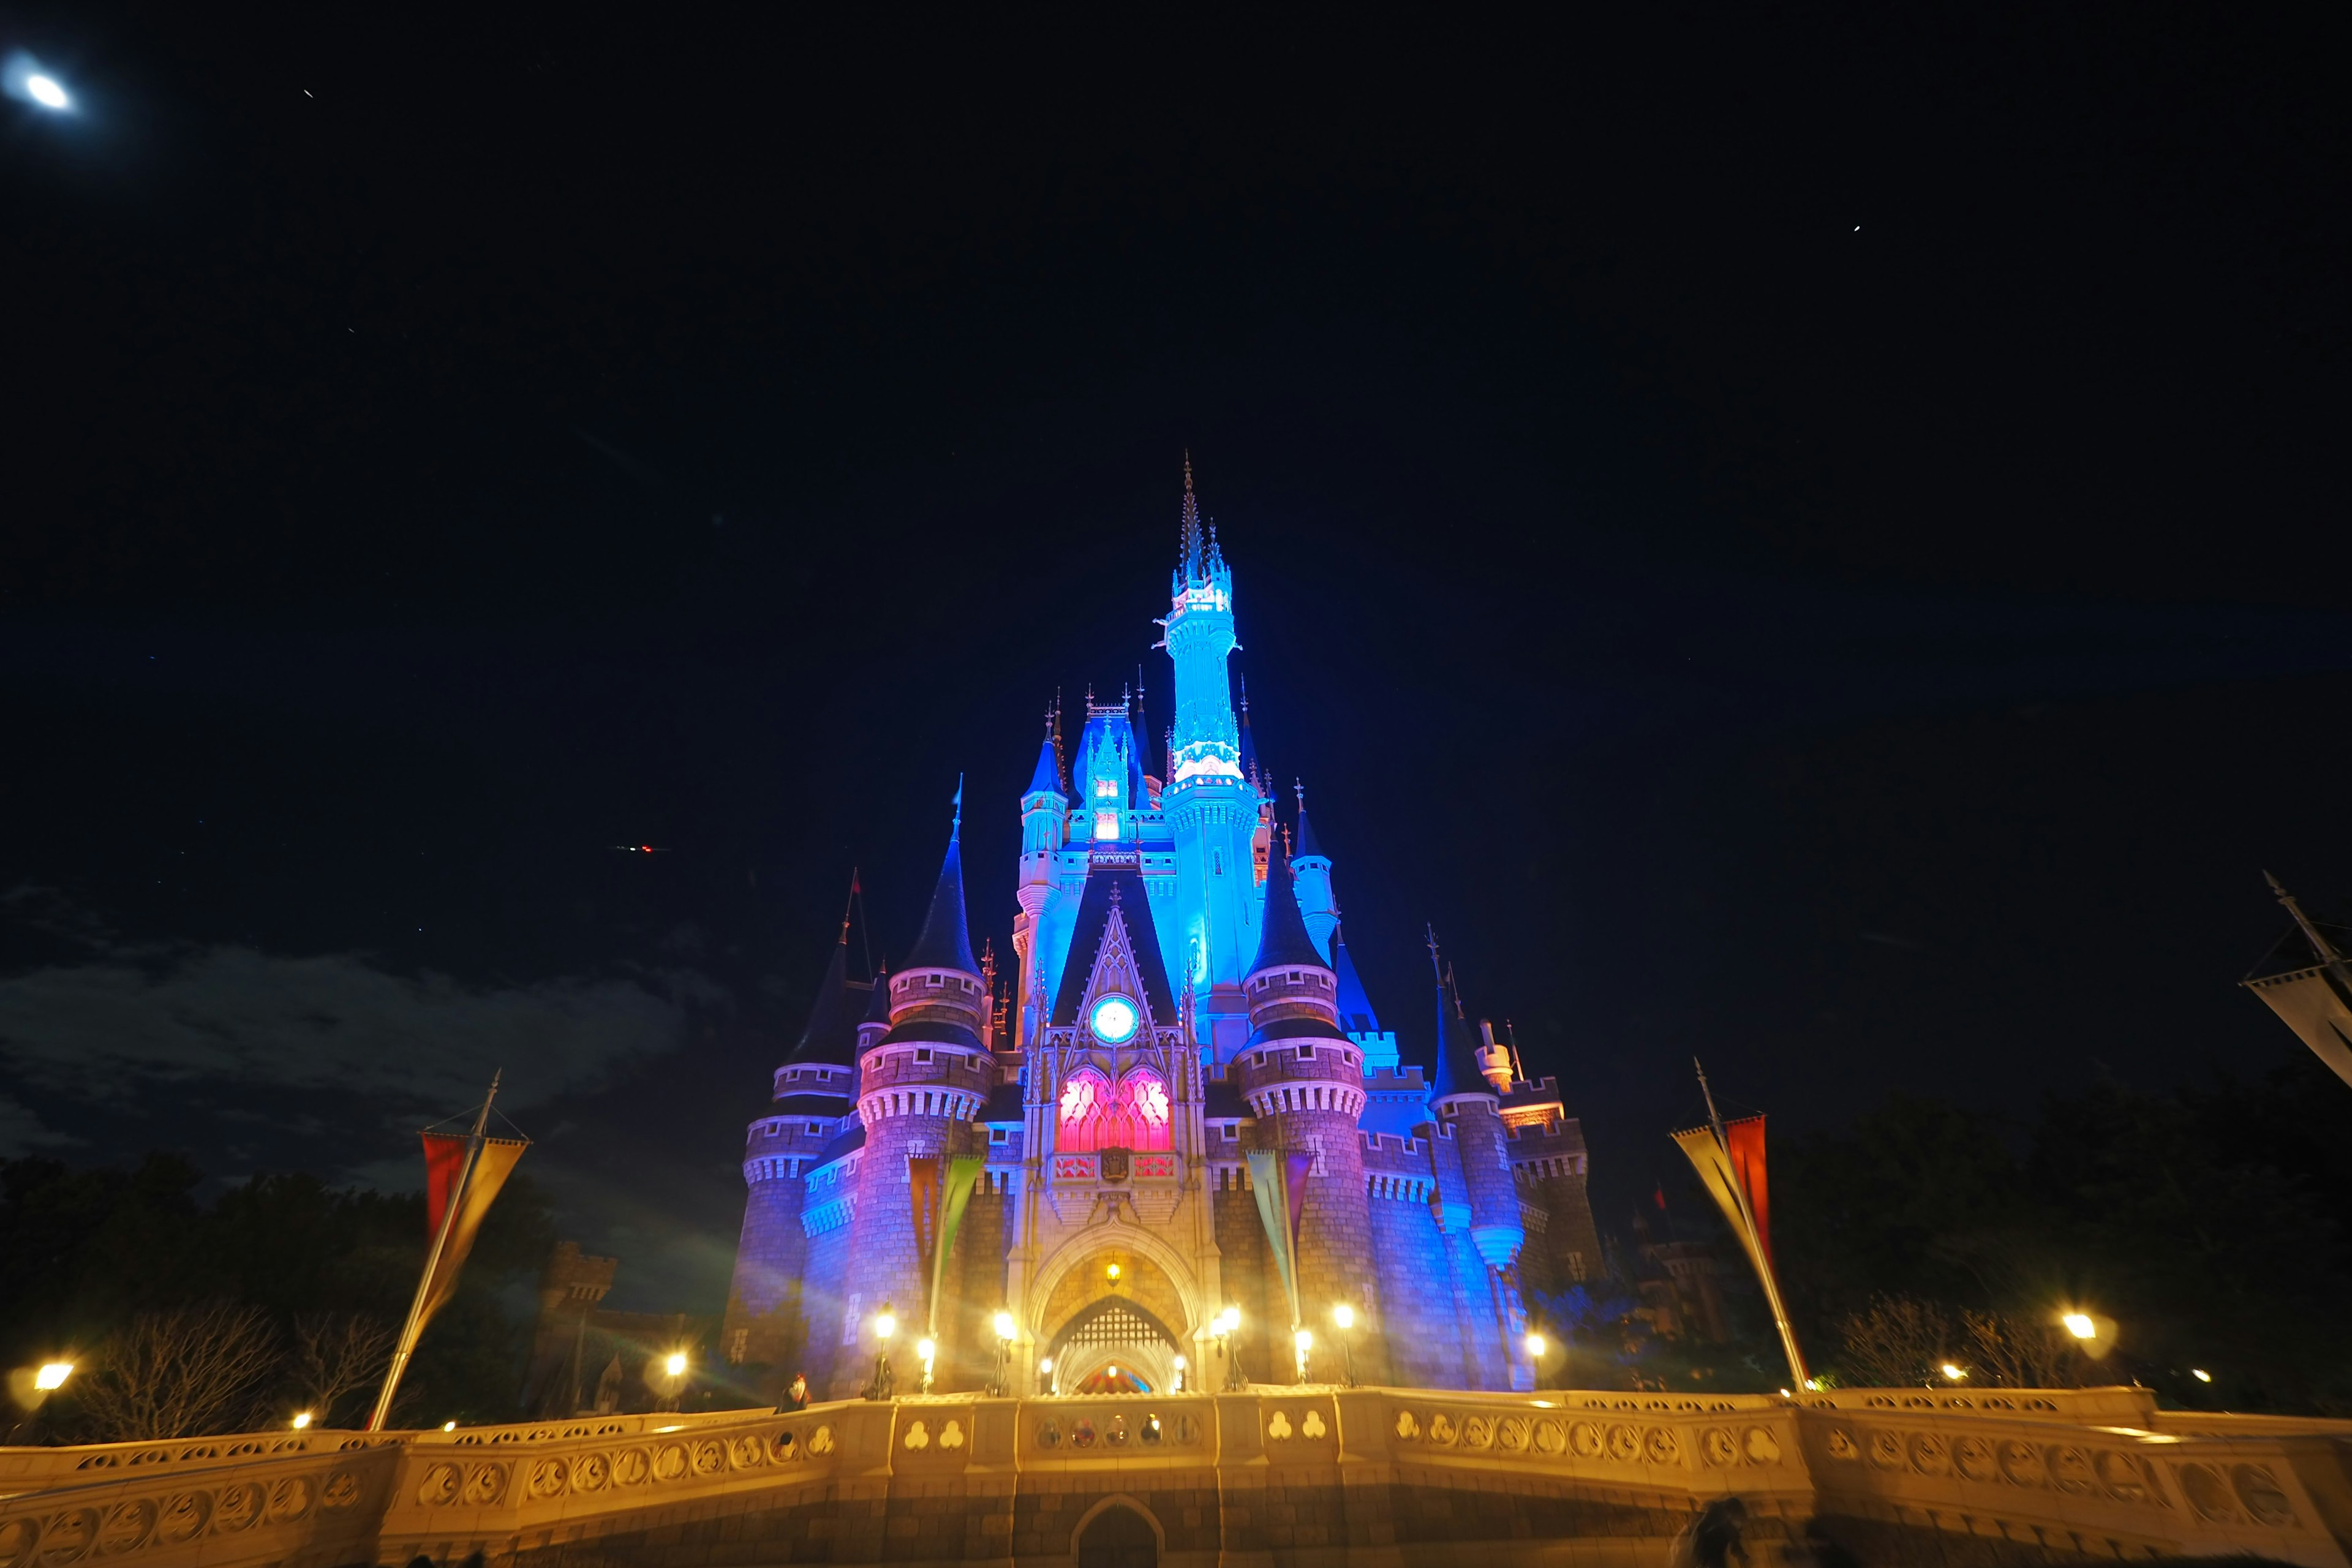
1250,848,1327,977
1244,1015,1341,1047
1049,864,1179,1025
1332,928,1381,1033
1238,696,1261,782
902,820,979,975
769,1094,848,1117
1024,733,1066,801
1430,979,1491,1101
814,1121,868,1167
1295,801,1326,861
785,941,859,1068
982,1080,1024,1123
861,969,892,1024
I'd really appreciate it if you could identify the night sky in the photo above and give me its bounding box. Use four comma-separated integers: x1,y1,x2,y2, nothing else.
2,9,2345,1311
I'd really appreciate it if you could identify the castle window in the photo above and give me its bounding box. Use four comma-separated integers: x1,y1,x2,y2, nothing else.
1094,810,1118,840
916,1048,934,1063
1222,1125,1238,1140
1297,1045,1314,1060
991,1126,1008,1143
1095,778,1117,798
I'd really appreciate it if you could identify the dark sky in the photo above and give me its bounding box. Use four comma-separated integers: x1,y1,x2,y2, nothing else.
1,7,2345,1310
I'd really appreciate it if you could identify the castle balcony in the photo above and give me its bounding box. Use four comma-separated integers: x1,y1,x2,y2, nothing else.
6,1386,2339,1568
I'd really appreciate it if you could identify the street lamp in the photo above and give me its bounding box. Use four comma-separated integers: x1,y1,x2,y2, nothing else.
665,1351,688,1378
1172,1354,1187,1393
1332,1305,1359,1387
990,1310,1016,1396
34,1363,73,1392
1940,1363,1967,1382
292,1411,314,1430
1039,1357,1057,1396
865,1302,898,1401
2061,1312,2095,1340
916,1337,938,1395
1293,1327,1314,1384
1523,1330,1548,1389
1215,1305,1245,1391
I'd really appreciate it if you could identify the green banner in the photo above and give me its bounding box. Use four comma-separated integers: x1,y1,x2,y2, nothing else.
928,1155,987,1332
1246,1148,1302,1329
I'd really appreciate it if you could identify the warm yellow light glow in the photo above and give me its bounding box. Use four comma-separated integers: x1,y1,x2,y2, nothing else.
2062,1313,2096,1340
1105,1262,1122,1283
1038,1358,1053,1374
2193,1368,2212,1383
1803,1378,1822,1392
1172,1354,1186,1370
1294,1328,1313,1352
1525,1332,1547,1359
664,1351,688,1378
291,1411,313,1430
875,1311,897,1340
1218,1305,1240,1333
34,1362,72,1392
1107,1364,1118,1378
916,1338,937,1363
1941,1363,1966,1381
993,1311,1016,1340
1332,1305,1354,1330
443,1421,458,1432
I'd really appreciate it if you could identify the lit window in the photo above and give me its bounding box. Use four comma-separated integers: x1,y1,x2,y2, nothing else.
1095,778,1118,798
1094,811,1118,840
1058,1070,1111,1152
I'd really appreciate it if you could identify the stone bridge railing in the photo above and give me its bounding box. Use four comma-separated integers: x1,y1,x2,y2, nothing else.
1,1388,2346,1567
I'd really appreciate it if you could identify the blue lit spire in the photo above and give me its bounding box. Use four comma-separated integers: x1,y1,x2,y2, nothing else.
1332,924,1381,1034
1426,929,1488,1101
1250,844,1327,977
1158,456,1242,786
1024,713,1066,801
903,783,979,975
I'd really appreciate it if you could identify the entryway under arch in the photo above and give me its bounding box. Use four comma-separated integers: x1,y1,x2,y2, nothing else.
1046,1295,1183,1396
1075,1501,1159,1568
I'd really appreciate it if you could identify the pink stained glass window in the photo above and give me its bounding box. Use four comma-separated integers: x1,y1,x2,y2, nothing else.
1114,1071,1173,1151
1057,1070,1112,1153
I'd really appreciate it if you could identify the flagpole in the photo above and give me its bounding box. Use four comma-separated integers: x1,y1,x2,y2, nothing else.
1695,1060,1809,1390
369,1071,501,1431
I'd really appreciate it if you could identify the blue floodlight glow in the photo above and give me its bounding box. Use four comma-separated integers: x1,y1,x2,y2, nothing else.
4,51,73,113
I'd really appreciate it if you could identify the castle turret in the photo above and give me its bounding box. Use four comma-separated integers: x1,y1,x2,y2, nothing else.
1157,458,1263,1056
723,922,866,1384
832,804,995,1396
1232,848,1385,1382
1290,783,1338,959
1014,717,1068,1048
1427,941,1533,1389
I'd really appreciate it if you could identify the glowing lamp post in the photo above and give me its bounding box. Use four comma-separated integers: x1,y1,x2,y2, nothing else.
34,1363,72,1392
989,1310,1016,1396
864,1303,898,1401
2062,1313,2095,1340
915,1338,938,1395
650,1349,690,1412
1039,1357,1057,1396
1172,1354,1187,1393
1332,1305,1359,1388
291,1411,314,1430
1215,1305,1245,1391
1293,1327,1314,1385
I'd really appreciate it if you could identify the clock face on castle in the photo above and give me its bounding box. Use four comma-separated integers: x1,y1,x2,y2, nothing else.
1089,995,1139,1044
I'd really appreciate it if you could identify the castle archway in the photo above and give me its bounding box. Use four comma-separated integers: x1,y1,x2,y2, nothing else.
1046,1295,1183,1395
1074,1498,1161,1568
1029,1224,1200,1347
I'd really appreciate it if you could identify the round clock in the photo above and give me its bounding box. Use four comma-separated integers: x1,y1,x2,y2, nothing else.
1090,995,1139,1044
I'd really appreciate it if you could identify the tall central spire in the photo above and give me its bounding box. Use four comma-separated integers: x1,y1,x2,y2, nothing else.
1177,450,1206,583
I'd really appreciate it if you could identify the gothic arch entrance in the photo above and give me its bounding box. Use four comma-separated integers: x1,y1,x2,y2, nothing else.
1074,1500,1160,1568
1047,1297,1183,1395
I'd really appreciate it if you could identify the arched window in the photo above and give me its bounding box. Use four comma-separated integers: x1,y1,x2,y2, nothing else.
1057,1069,1113,1153
1111,1070,1173,1152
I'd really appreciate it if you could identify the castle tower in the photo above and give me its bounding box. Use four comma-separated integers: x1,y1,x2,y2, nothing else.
1012,720,1068,1049
723,924,866,1386
1156,459,1264,1057
1231,846,1387,1382
1290,783,1338,960
831,804,995,1398
1430,949,1535,1391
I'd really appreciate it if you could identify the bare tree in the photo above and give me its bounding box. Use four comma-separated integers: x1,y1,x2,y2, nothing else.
1836,1295,1952,1387
293,1313,397,1428
1962,1310,2085,1389
77,1304,283,1441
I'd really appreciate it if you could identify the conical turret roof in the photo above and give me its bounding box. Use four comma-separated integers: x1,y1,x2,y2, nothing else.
1025,723,1065,801
785,938,860,1069
1250,845,1327,976
1295,793,1326,860
1430,968,1491,1101
903,812,979,975
1332,926,1381,1034
862,965,893,1024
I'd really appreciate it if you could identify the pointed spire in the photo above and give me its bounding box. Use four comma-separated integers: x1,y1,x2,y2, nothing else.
1026,707,1067,801
1294,779,1325,859
903,791,979,975
1426,928,1489,1100
786,940,859,1067
1177,451,1206,582
862,963,894,1025
1332,922,1381,1034
1250,843,1327,976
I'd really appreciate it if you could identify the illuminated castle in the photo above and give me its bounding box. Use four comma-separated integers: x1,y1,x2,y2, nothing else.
722,464,1602,1397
